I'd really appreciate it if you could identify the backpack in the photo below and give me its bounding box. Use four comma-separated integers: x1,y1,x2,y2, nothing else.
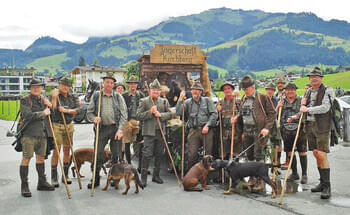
11,95,50,153
10,95,38,152
329,95,342,138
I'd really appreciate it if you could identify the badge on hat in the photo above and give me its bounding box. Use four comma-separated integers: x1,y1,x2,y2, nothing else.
265,82,276,90
190,81,204,91
307,67,323,77
102,72,117,82
149,79,161,90
126,74,139,84
276,77,286,84
59,77,73,87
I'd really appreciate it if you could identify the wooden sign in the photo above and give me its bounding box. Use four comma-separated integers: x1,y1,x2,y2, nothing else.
150,44,206,64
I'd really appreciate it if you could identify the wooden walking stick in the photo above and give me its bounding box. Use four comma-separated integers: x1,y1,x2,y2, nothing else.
218,104,225,184
272,145,279,183
91,84,102,197
279,113,304,205
145,81,181,186
225,96,236,194
47,114,71,199
181,99,185,180
277,91,285,128
57,97,82,189
273,93,285,183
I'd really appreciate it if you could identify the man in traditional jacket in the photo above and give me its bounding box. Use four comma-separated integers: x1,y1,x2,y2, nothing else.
19,78,55,197
301,67,334,199
136,79,172,187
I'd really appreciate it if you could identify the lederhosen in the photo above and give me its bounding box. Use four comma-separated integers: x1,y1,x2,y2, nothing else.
304,84,332,153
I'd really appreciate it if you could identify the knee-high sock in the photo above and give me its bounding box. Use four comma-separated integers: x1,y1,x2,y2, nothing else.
299,155,307,176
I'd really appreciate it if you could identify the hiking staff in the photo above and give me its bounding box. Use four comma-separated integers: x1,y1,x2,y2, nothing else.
57,97,82,189
91,84,102,197
47,114,71,199
203,133,206,156
144,81,181,186
272,146,278,183
181,99,185,180
279,113,304,205
273,91,285,183
228,96,236,190
277,91,285,128
218,103,225,184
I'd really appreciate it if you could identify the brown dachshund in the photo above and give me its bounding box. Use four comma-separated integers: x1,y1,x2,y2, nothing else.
70,148,110,178
182,155,214,192
102,162,144,195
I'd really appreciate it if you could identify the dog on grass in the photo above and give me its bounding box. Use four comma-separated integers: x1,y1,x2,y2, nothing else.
211,159,277,198
70,148,110,178
102,162,144,195
182,155,214,192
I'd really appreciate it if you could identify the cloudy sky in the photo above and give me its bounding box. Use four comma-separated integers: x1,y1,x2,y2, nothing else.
0,0,349,50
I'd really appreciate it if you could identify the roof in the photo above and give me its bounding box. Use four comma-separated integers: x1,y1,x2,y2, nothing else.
0,68,35,73
137,54,150,62
72,64,126,74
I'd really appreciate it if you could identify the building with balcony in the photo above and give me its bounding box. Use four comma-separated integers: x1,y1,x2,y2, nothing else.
0,69,45,95
71,64,127,92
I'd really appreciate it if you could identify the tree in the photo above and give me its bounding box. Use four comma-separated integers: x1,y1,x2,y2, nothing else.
79,56,86,66
123,62,140,79
82,82,86,92
208,69,218,80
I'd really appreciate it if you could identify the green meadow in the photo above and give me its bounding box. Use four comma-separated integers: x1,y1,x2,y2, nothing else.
216,71,350,98
0,100,20,121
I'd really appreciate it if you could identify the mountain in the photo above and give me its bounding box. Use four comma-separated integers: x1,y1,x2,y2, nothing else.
207,27,350,71
0,36,78,70
1,7,350,76
25,36,79,59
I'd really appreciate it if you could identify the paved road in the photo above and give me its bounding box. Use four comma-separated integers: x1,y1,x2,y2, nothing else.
1,120,350,215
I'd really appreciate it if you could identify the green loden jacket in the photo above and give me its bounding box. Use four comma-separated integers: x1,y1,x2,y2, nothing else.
136,96,172,136
20,94,47,137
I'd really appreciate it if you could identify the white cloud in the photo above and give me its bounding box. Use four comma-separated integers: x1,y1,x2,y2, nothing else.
0,0,349,49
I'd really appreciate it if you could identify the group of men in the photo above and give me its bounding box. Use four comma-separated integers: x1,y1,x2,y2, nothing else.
18,66,334,200
233,67,333,199
19,77,80,197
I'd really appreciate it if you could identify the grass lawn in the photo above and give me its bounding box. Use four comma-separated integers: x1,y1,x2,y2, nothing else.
0,100,20,121
215,71,350,99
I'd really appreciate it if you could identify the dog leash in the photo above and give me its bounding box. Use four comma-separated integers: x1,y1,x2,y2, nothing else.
232,134,266,160
225,135,266,168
